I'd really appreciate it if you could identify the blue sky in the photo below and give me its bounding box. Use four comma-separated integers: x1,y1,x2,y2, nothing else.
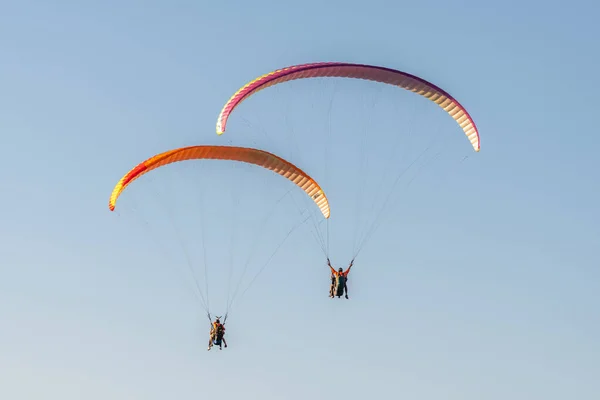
1,0,599,399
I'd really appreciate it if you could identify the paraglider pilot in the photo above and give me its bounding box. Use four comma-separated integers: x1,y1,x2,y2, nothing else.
208,317,227,350
328,258,353,299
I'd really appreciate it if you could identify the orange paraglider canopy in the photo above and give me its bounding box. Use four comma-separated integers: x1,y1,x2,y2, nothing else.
108,145,330,218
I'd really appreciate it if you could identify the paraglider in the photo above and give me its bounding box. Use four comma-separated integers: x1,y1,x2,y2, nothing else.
208,317,227,351
109,144,332,348
215,62,481,299
328,258,353,299
108,60,483,353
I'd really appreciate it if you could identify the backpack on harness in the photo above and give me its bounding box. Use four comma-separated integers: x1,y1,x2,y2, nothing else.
334,275,347,297
212,325,225,345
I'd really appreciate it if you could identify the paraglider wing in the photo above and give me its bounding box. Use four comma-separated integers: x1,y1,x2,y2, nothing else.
216,62,480,152
108,145,330,218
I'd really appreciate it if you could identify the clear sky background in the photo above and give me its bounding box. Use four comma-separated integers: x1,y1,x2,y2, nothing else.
1,0,599,399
